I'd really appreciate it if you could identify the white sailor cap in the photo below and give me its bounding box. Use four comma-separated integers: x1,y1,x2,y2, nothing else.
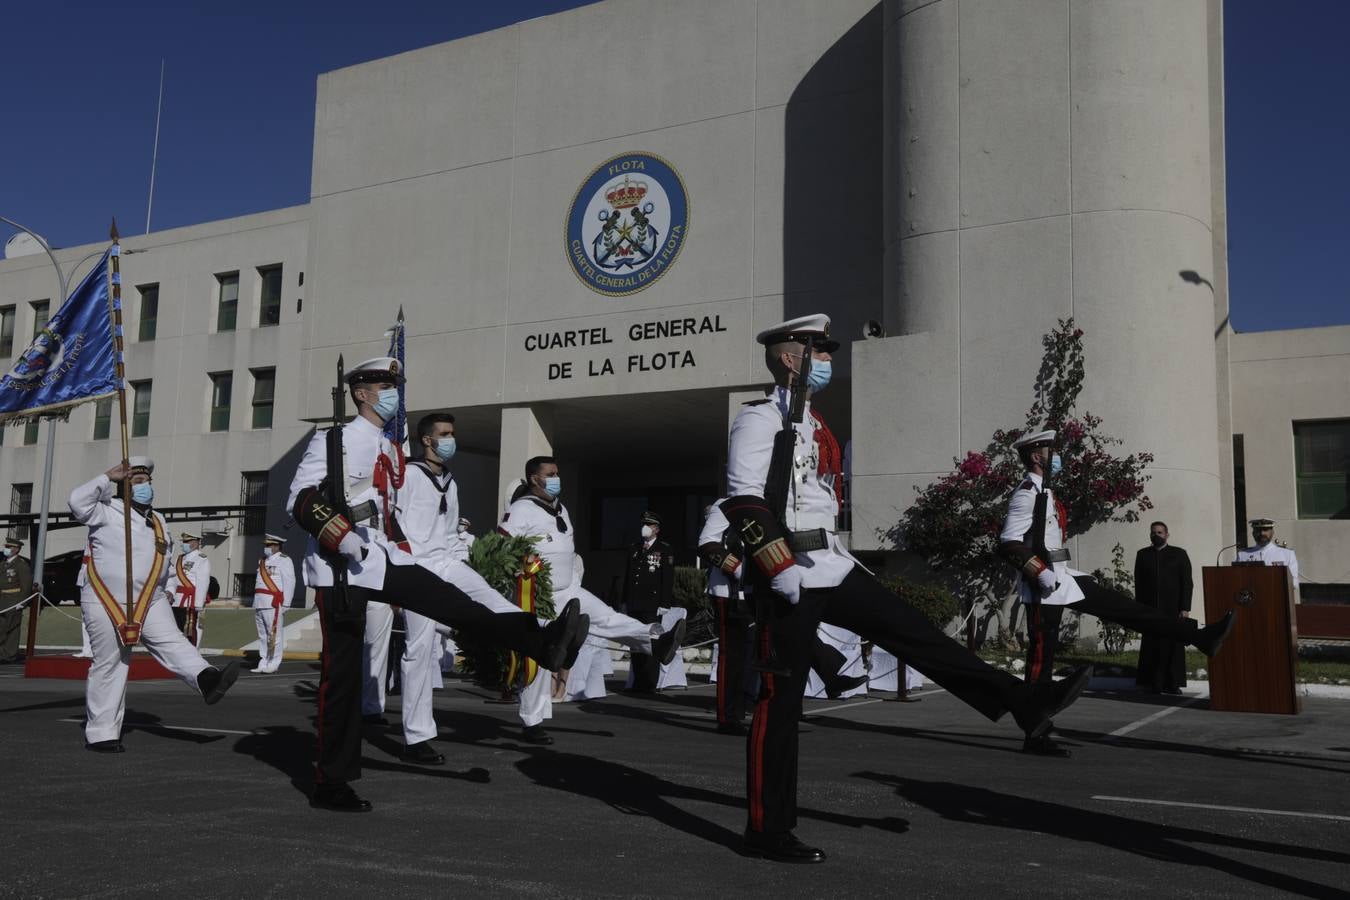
127,456,154,476
1249,517,1276,529
346,356,406,386
179,531,201,542
756,314,839,352
264,533,287,544
457,518,471,528
1012,429,1057,450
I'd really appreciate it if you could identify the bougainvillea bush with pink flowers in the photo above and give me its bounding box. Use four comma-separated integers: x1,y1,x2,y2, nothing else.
887,319,1154,648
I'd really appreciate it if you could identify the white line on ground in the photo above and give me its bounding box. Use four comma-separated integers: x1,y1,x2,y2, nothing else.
57,717,255,736
1093,795,1350,823
1106,696,1202,738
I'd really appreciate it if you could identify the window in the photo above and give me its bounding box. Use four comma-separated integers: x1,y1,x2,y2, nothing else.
131,380,152,437
138,284,159,341
251,367,275,429
0,305,14,356
30,299,49,338
240,471,268,535
93,397,113,440
209,372,233,432
216,272,239,332
1295,420,1350,519
10,482,33,542
23,421,38,445
259,265,282,327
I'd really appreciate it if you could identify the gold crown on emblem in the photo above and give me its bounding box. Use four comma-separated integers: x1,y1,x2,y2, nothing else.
606,175,648,210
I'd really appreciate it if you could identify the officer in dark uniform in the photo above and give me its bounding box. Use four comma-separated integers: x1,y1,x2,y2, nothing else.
0,537,33,663
621,511,675,692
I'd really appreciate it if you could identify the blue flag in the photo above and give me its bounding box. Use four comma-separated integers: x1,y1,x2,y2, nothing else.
0,248,118,424
382,308,406,445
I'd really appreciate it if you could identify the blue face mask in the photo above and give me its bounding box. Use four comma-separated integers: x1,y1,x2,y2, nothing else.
132,482,154,505
435,437,457,462
371,387,400,422
543,476,561,498
1049,453,1063,477
805,360,832,393
181,542,193,554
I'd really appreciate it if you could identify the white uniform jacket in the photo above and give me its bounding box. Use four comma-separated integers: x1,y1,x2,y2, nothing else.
998,471,1086,606
69,474,172,611
253,552,296,607
165,549,210,609
500,495,575,592
397,460,458,560
286,415,415,590
1235,541,1300,597
725,387,855,589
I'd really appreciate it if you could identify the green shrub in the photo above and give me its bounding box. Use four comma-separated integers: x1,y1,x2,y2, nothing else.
876,574,961,629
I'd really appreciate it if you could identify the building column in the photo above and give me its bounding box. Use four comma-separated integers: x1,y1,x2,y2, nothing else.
498,406,554,518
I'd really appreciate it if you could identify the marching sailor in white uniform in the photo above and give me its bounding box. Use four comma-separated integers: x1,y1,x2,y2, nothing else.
252,534,295,673
287,357,585,812
717,314,1094,864
997,427,1237,754
165,531,210,647
70,458,239,752
499,457,685,744
1235,517,1300,600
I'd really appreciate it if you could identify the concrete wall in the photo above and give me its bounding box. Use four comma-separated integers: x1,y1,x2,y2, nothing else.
1231,325,1350,596
854,0,1229,621
301,0,886,424
0,207,313,598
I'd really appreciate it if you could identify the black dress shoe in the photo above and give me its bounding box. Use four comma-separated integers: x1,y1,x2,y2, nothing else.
362,713,390,726
85,739,124,753
743,830,826,864
310,782,373,813
400,741,446,765
563,615,590,670
198,661,240,705
716,721,747,737
521,725,554,745
1013,665,1092,741
1193,609,1236,656
651,618,687,666
823,672,869,700
540,599,582,671
1160,687,1184,696
1022,733,1072,758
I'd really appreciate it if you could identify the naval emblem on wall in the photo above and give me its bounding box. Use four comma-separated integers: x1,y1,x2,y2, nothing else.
565,152,688,297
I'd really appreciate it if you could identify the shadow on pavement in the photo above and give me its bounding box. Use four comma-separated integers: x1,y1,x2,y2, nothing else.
856,773,1350,899
1056,727,1350,778
516,750,909,856
0,696,86,715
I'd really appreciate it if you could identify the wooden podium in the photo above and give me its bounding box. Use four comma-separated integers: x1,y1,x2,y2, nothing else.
1202,565,1300,714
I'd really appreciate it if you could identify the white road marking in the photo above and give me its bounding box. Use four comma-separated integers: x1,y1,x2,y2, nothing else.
58,717,254,736
1093,795,1350,823
1106,696,1202,738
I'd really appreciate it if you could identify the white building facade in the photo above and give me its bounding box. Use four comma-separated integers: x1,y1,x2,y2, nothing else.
2,0,1346,612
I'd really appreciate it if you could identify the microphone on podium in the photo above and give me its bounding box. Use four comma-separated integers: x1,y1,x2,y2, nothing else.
1214,543,1239,566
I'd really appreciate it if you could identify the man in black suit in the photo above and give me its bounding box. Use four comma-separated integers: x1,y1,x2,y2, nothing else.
1133,521,1192,695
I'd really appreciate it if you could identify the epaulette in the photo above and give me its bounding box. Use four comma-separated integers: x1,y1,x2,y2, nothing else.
1276,539,1290,549
1018,479,1035,491
743,398,772,407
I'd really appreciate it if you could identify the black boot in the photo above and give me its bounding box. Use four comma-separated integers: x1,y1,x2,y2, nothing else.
400,741,445,765
198,661,240,705
539,599,583,671
1013,665,1093,739
743,829,826,864
310,782,372,812
1021,733,1073,758
822,672,868,700
1192,610,1236,656
563,615,590,670
651,617,687,666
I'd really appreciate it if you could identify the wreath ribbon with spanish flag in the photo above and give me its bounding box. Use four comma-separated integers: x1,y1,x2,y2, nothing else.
457,533,556,691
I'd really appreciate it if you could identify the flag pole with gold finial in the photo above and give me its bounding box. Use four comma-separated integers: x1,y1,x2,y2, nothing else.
107,219,138,640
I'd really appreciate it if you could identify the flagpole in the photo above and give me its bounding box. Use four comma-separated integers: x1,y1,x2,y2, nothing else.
107,220,135,628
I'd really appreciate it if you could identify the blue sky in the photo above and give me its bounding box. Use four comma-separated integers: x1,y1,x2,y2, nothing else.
1,0,1345,332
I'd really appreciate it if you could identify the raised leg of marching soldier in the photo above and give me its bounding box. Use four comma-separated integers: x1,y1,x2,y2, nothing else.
82,585,232,746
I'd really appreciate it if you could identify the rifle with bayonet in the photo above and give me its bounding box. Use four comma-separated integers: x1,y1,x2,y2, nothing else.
324,355,356,622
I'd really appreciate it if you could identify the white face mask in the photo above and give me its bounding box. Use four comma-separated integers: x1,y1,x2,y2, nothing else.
263,546,275,558
2,547,14,559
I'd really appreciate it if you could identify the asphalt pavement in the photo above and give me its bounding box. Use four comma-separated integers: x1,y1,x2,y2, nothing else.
2,660,1348,899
